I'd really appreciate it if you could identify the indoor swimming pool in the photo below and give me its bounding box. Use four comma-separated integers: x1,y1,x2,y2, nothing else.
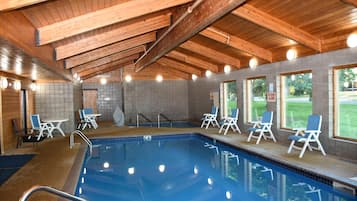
75,134,356,201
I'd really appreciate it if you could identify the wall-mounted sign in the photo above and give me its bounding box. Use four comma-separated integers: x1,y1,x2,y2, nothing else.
267,92,276,102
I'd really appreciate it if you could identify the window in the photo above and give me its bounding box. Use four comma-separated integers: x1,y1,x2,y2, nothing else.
281,71,312,129
334,65,357,141
246,77,267,122
221,81,237,117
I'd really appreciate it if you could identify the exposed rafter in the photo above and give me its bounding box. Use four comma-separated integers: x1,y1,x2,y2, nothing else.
180,40,240,68
35,0,192,45
135,0,246,72
166,50,219,72
79,54,139,78
200,27,273,62
0,0,48,11
83,62,134,80
157,57,202,76
232,4,321,52
163,65,191,80
65,32,156,69
341,0,357,7
55,13,171,60
72,46,145,74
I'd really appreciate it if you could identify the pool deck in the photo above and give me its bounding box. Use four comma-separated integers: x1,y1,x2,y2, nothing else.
0,124,356,201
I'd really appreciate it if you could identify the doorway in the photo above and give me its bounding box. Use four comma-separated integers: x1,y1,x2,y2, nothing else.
83,89,98,113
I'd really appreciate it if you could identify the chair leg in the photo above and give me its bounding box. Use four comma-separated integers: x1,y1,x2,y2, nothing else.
224,125,229,135
219,124,224,133
269,130,277,142
256,131,264,144
316,140,326,156
287,141,295,153
234,123,241,134
299,142,310,158
205,121,210,129
247,131,254,142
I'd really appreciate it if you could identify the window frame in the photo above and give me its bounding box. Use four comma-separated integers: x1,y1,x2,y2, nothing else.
280,70,312,130
246,76,267,123
220,80,237,118
333,64,357,142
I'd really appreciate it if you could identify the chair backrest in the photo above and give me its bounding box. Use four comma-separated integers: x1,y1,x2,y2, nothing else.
30,114,41,129
83,108,93,115
261,111,273,124
305,115,322,138
79,109,84,120
230,108,239,119
210,106,218,115
12,119,22,135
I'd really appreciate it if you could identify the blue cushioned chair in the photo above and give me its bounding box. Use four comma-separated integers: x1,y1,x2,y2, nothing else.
79,108,98,130
287,114,326,158
200,106,220,129
30,114,52,140
247,111,276,144
219,108,241,135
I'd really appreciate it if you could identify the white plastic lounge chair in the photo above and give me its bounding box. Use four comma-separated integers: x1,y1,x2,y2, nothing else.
219,108,241,135
287,114,326,158
247,111,276,144
30,114,52,140
200,106,220,129
80,108,99,130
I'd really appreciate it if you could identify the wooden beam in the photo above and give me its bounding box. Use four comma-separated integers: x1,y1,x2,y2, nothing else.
36,0,192,45
72,46,145,74
157,57,202,76
83,62,134,80
55,13,171,60
0,0,48,11
180,40,240,68
135,0,246,72
232,4,321,52
78,54,139,78
158,63,190,80
166,50,219,72
200,27,273,62
65,32,156,69
341,0,357,7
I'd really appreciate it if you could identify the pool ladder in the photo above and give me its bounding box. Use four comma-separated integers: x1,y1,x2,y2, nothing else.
157,113,173,128
19,185,87,201
70,130,93,155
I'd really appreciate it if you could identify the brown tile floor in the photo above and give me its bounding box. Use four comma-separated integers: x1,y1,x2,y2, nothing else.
0,123,356,201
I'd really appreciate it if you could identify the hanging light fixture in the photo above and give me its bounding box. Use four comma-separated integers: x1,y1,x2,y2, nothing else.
249,58,258,69
100,78,107,85
125,74,132,83
14,80,21,90
205,70,212,78
0,77,8,89
156,75,163,82
286,49,297,60
223,65,231,74
347,33,357,48
192,74,198,81
30,82,37,91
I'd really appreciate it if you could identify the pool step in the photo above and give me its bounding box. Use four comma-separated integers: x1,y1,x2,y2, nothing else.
332,180,356,196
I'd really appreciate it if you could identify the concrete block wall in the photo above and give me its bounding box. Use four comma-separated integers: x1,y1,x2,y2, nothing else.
188,48,357,160
82,82,123,121
35,82,78,134
124,80,189,124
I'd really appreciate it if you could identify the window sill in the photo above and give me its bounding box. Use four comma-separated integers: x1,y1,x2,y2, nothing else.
331,137,357,145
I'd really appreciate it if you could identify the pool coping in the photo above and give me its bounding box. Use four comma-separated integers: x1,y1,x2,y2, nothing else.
65,131,357,197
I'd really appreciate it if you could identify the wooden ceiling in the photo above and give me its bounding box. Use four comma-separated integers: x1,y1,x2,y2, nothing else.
0,0,356,82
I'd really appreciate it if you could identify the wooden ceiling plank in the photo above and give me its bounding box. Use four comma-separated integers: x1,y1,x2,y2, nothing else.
36,0,192,45
135,0,246,72
55,13,171,60
78,54,139,78
72,45,145,74
200,27,273,62
180,40,240,68
341,0,357,7
0,0,48,11
157,63,190,80
65,32,155,68
232,4,321,52
83,62,135,80
166,50,219,73
157,57,202,76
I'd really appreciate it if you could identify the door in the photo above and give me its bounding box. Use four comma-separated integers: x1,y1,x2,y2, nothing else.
83,89,98,113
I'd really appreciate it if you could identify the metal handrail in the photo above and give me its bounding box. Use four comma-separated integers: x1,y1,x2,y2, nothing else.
70,130,93,155
157,113,173,128
136,113,153,127
19,185,87,201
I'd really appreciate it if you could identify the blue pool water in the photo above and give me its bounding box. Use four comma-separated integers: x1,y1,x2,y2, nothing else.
129,121,198,128
75,134,356,201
